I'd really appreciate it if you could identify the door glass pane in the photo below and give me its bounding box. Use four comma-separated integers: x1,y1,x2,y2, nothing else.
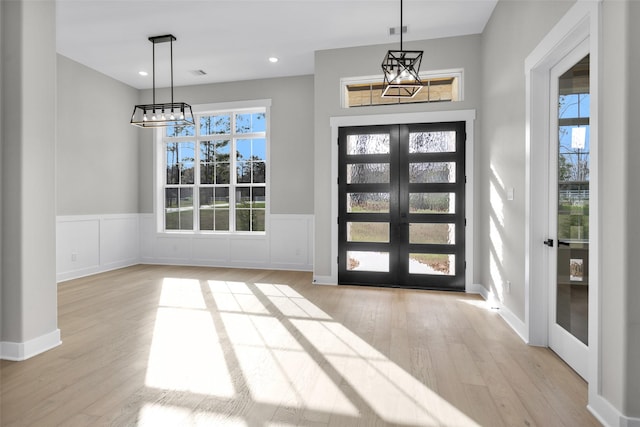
347,193,389,213
556,54,589,346
410,223,455,244
346,251,389,272
347,222,390,242
347,163,390,184
409,131,456,153
409,193,455,214
409,162,456,183
409,254,455,275
346,134,390,155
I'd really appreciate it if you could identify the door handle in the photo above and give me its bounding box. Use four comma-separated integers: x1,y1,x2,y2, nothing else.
543,239,554,247
558,240,570,246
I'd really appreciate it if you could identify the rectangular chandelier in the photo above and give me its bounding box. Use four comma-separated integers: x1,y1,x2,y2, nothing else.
130,34,195,128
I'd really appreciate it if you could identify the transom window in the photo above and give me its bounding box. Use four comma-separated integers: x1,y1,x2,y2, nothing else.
161,108,267,233
342,70,462,108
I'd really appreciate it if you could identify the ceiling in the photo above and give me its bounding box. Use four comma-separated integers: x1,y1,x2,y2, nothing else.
56,0,498,90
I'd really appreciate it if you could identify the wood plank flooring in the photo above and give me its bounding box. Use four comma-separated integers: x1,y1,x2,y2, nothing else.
0,265,601,426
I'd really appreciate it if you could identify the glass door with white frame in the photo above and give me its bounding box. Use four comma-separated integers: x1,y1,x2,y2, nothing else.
547,49,590,379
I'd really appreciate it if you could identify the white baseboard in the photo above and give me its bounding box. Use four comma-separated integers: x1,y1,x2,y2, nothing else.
472,282,529,343
312,275,337,285
588,392,640,427
1,329,61,361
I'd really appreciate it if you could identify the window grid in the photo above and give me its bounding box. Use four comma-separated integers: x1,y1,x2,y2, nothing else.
163,109,267,233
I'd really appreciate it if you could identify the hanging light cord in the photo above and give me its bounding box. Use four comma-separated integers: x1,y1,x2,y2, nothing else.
152,40,156,105
400,0,403,51
170,37,174,105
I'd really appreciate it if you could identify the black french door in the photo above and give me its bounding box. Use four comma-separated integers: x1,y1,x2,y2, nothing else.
338,122,466,291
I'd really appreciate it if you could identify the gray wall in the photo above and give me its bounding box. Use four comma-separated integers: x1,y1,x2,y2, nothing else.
626,1,640,415
479,0,573,322
601,0,640,416
137,75,314,216
1,0,57,343
313,35,482,278
57,55,140,215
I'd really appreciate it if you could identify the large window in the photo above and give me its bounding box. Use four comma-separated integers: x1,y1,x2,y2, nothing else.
162,108,267,233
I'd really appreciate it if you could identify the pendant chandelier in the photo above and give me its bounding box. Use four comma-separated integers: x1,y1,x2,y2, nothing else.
130,34,194,128
381,0,424,98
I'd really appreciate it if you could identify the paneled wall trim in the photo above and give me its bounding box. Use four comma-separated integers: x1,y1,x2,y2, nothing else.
56,214,314,282
56,214,140,282
139,214,313,271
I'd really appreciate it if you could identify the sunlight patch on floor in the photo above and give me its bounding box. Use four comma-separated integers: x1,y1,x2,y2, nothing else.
145,279,235,397
140,276,480,426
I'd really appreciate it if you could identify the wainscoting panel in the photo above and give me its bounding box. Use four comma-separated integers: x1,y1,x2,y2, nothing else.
58,214,313,282
139,214,313,271
56,214,139,282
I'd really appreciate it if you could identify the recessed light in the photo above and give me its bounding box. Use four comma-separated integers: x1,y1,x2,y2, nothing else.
138,70,148,76
268,57,279,63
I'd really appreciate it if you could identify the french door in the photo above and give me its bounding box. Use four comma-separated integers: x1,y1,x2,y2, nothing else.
337,122,465,291
547,42,590,379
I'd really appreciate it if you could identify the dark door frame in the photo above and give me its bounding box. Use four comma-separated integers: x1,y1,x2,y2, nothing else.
323,110,476,292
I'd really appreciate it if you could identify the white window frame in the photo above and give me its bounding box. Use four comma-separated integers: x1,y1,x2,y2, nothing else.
340,68,465,108
154,99,271,235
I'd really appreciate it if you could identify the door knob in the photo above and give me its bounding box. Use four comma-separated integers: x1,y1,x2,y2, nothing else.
543,239,554,247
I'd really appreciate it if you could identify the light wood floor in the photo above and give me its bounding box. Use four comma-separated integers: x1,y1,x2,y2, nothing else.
1,265,601,426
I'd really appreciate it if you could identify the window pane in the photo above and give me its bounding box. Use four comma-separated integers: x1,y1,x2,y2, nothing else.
410,223,455,244
236,187,251,208
215,210,229,231
216,163,230,184
346,134,390,155
179,188,193,230
201,164,215,184
236,139,251,160
200,115,231,135
409,131,456,153
252,138,266,161
165,188,179,230
409,162,456,183
237,162,251,183
236,112,266,133
215,187,229,206
252,210,265,232
166,124,194,137
252,162,266,183
181,162,195,185
166,165,179,185
199,188,214,230
346,251,389,272
200,141,216,163
166,143,180,184
347,163,389,184
214,140,231,160
347,222,389,242
409,254,455,275
409,193,455,214
252,187,266,208
347,193,389,213
165,188,193,230
236,210,250,231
